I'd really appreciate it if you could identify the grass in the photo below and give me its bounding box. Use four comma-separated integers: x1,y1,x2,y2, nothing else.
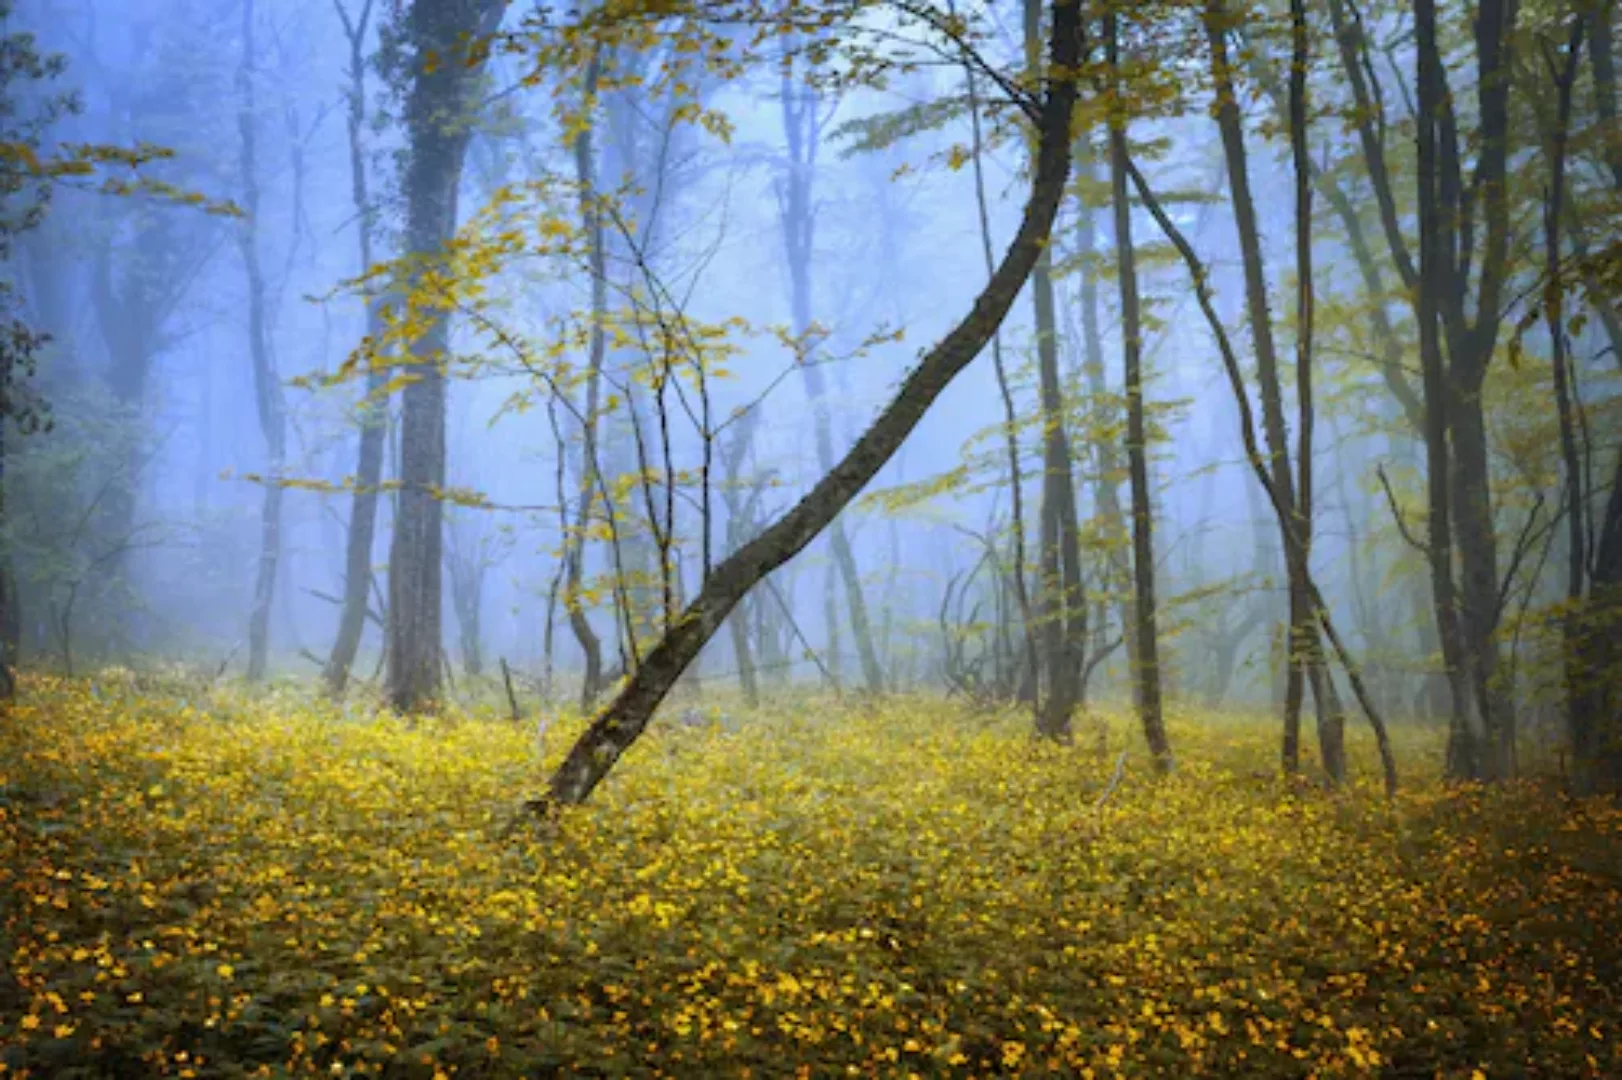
2,672,1619,1077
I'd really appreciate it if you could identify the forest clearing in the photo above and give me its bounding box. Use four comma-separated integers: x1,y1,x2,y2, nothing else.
2,676,1620,1077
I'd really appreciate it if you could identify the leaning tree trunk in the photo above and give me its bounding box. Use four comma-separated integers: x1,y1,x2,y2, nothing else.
530,0,1084,809
325,0,388,699
236,0,286,683
385,0,508,713
1107,7,1171,770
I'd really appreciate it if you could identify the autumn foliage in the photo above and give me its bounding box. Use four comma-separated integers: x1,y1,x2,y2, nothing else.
2,676,1619,1077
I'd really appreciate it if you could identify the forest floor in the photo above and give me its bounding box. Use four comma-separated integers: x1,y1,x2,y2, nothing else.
2,673,1619,1078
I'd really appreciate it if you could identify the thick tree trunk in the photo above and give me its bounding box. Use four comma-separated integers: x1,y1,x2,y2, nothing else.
385,0,508,713
532,0,1084,808
1107,9,1170,770
1414,0,1484,777
326,0,389,699
1576,453,1622,794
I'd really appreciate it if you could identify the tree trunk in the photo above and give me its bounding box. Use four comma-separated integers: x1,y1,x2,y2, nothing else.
236,0,285,683
385,0,508,713
531,0,1084,808
1026,0,1086,742
778,71,884,696
1542,17,1605,794
1107,8,1170,770
1206,0,1309,777
1077,144,1135,701
325,0,390,699
1414,0,1484,778
1286,0,1344,785
965,39,1039,704
563,50,608,711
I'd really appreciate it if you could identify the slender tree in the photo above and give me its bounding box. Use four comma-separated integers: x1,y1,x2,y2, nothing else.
1105,7,1171,771
776,67,885,696
1024,0,1086,741
235,0,287,682
324,0,390,699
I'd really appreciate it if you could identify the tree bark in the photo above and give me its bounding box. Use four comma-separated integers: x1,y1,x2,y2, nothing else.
1026,0,1086,741
1106,8,1170,770
385,0,508,713
1414,0,1483,776
325,0,390,699
1206,0,1312,777
532,0,1085,808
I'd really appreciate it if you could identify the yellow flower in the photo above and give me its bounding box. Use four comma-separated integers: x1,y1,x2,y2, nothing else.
19,1014,40,1031
217,963,235,980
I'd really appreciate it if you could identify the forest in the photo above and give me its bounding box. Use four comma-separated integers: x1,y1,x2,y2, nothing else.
1,0,1619,1074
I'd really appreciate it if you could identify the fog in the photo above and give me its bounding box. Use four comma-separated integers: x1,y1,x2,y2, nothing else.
7,0,1615,754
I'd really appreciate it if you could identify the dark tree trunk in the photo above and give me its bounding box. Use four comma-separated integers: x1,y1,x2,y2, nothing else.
1077,146,1134,695
385,0,508,713
326,0,389,699
1414,0,1484,777
532,0,1084,808
1206,0,1310,777
1286,0,1344,785
1107,8,1170,770
1026,0,1086,742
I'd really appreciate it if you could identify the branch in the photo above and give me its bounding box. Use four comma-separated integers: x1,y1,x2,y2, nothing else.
1375,463,1431,555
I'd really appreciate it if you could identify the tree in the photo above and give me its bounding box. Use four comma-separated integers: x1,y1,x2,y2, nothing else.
0,0,71,699
384,0,509,713
234,0,289,682
776,65,885,696
324,0,391,699
1104,6,1171,771
1023,0,1086,742
527,0,1086,809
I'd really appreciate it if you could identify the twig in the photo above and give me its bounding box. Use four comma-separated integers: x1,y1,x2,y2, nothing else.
1375,463,1430,554
1494,493,1547,627
211,642,242,685
500,656,522,724
1094,751,1128,811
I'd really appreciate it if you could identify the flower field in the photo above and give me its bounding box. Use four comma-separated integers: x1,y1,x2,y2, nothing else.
2,675,1619,1077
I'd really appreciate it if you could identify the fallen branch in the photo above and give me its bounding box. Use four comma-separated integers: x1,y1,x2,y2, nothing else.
1095,750,1128,812
500,656,522,723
